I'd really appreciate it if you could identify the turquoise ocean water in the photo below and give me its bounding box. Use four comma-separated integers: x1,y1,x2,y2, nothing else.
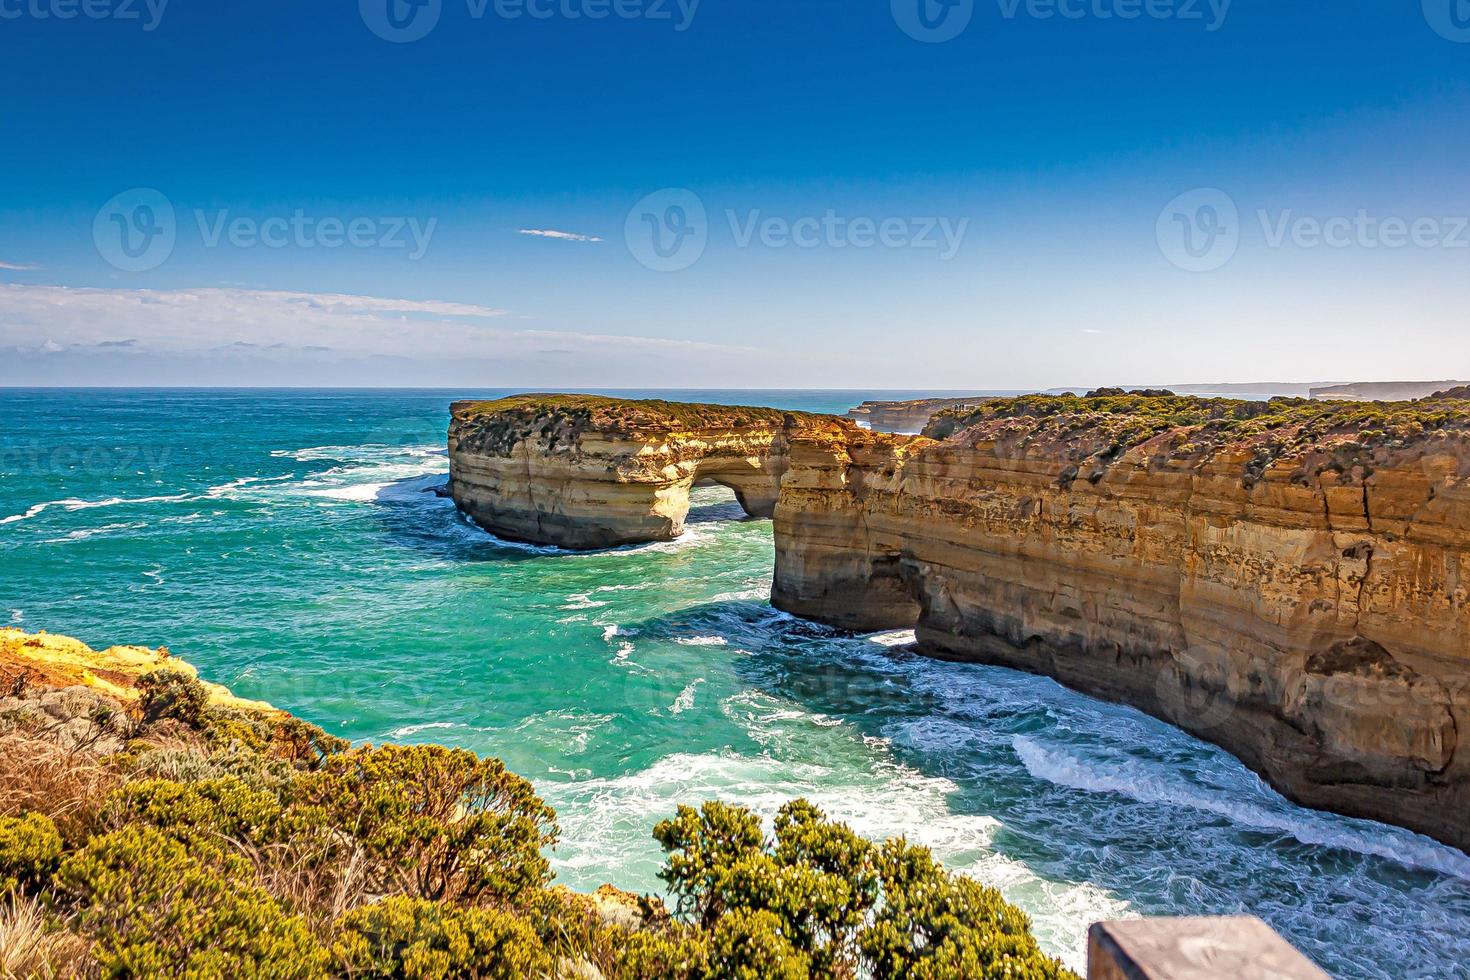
2,388,1468,978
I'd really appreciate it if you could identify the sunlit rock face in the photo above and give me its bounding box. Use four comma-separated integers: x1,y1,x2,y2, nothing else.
845,396,989,433
447,395,842,550
452,392,1470,852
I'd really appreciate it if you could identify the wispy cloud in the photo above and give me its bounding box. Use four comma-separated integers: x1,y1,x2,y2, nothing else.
0,261,39,271
518,228,603,244
0,283,754,363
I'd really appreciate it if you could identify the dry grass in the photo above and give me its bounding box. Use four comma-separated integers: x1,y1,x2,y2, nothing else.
244,836,375,937
0,895,89,980
0,733,122,841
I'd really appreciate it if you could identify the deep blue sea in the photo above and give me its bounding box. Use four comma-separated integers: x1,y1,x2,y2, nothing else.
2,388,1468,978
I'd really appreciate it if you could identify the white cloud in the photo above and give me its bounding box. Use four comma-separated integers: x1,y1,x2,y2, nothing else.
0,261,39,271
518,228,604,244
0,283,755,366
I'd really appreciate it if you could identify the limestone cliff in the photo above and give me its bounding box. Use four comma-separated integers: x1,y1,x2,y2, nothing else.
449,392,1470,852
448,395,846,549
846,396,990,433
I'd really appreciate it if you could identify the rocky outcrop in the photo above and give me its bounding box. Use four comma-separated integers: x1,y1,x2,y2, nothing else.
1310,380,1468,401
0,627,275,715
846,396,990,433
450,392,1470,851
448,396,847,549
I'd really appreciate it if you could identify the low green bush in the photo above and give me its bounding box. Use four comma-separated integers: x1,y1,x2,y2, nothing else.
102,776,284,844
291,744,558,906
654,800,1077,980
331,896,551,979
3,665,1076,980
55,824,329,978
136,669,210,728
0,812,62,896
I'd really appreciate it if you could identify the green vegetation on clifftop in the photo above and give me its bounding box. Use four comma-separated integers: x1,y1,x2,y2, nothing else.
923,390,1470,487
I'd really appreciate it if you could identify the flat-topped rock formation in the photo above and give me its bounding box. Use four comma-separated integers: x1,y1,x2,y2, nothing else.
1310,380,1468,401
450,392,1470,851
846,395,991,433
448,395,848,549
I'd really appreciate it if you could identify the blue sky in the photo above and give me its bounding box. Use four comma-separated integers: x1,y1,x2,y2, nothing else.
1,1,1468,387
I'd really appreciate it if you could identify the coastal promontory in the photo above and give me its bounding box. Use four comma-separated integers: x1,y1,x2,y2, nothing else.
449,391,1470,852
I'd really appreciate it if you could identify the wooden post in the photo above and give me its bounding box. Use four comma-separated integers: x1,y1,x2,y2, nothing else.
1088,917,1331,980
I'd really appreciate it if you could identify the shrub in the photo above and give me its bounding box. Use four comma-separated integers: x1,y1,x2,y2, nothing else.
137,670,210,729
610,930,709,980
653,801,765,928
291,744,558,906
0,813,62,896
653,800,1078,980
861,838,1073,980
102,776,284,845
331,896,551,979
55,824,329,978
706,908,809,980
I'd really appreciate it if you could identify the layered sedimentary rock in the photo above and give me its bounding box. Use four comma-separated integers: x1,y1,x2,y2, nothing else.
450,392,1470,851
448,395,844,549
846,396,990,433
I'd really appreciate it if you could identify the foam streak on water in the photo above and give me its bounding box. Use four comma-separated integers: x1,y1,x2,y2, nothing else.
3,389,1468,980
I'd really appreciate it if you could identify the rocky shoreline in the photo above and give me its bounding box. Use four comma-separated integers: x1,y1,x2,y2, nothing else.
448,391,1470,853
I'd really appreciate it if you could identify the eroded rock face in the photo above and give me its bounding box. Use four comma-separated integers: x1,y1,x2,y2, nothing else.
448,396,848,550
451,393,1470,851
845,396,990,433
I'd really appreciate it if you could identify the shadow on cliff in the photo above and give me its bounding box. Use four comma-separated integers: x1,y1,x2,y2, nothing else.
614,597,1434,940
618,598,1130,892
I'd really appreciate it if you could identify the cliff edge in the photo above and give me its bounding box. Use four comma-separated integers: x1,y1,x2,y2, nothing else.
450,392,1470,852
448,395,850,549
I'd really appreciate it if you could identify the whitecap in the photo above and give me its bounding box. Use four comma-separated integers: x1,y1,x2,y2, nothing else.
1013,736,1470,882
1,493,191,526
43,521,149,543
675,636,728,647
670,679,704,714
384,721,464,739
